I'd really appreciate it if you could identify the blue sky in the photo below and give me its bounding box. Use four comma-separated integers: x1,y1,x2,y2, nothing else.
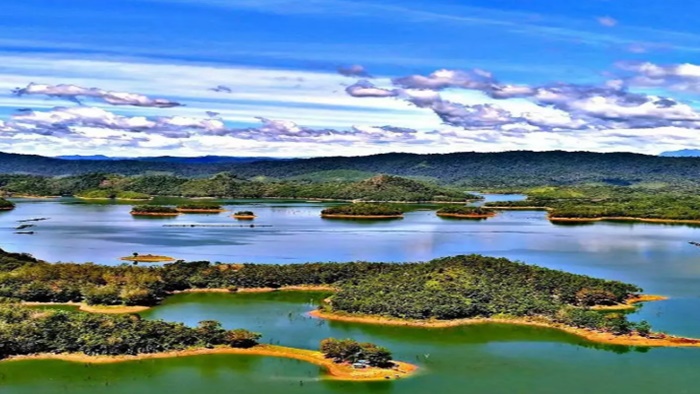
2,0,700,157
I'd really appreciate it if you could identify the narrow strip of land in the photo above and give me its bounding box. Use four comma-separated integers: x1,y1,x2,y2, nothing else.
5,344,417,381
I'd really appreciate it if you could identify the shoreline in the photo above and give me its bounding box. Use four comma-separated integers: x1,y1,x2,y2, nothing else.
176,208,226,213
485,206,550,210
23,286,338,314
308,295,700,348
308,310,700,347
22,302,150,314
548,216,700,224
321,214,404,219
232,215,256,219
130,212,180,217
436,212,496,219
590,294,668,311
3,344,418,381
175,285,337,294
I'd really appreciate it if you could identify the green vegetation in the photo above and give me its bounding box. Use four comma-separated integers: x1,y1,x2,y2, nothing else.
0,198,14,210
436,206,494,216
0,304,261,359
130,205,178,214
320,338,392,367
321,203,404,217
0,248,648,336
329,255,646,335
6,151,700,189
77,189,149,200
0,173,474,202
486,186,700,221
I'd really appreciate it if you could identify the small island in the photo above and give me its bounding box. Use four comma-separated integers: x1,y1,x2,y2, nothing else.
176,204,225,213
130,205,180,216
436,206,496,219
321,203,404,219
77,189,151,201
232,210,256,219
120,253,176,263
0,198,15,211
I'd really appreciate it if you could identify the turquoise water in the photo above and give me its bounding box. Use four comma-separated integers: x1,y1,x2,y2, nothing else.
3,197,700,393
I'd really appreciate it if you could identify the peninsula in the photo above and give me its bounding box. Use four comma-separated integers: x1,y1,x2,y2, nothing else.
0,304,416,381
0,198,15,211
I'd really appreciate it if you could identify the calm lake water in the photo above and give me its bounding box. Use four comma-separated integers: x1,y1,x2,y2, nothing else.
3,196,700,393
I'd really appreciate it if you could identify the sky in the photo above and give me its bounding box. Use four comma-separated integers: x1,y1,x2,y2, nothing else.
3,0,700,157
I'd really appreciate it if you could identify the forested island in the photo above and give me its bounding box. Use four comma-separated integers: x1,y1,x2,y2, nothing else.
436,206,496,219
232,211,256,219
176,204,225,213
130,205,179,216
0,248,693,347
321,203,404,219
485,186,700,223
0,198,14,211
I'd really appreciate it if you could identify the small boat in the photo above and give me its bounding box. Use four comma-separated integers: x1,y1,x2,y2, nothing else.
15,231,35,235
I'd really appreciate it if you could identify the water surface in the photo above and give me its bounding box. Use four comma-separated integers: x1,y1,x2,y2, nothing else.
3,197,700,393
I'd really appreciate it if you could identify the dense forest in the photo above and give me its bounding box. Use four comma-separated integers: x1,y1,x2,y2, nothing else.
5,151,700,188
130,205,179,215
0,173,473,202
436,206,494,216
0,249,648,336
0,305,261,359
321,203,404,217
486,186,700,220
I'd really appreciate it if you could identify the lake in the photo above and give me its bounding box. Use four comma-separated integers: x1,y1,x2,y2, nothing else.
3,196,700,393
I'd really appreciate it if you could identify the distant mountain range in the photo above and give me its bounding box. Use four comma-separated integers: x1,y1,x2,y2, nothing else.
3,150,700,188
55,155,285,164
659,150,700,157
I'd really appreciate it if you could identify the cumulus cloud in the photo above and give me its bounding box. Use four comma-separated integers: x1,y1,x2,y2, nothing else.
345,80,399,97
0,106,431,145
615,61,700,93
337,64,372,78
12,83,182,108
345,66,700,133
392,69,493,91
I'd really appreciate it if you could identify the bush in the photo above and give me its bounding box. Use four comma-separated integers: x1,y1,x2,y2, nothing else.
225,329,261,348
320,338,393,367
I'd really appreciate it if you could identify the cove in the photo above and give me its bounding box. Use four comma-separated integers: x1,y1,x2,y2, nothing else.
4,291,700,393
